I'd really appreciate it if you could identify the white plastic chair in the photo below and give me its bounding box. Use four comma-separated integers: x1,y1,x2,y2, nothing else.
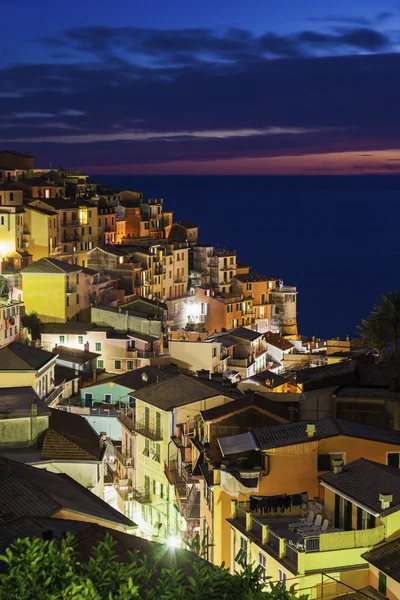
289,510,314,530
297,514,323,534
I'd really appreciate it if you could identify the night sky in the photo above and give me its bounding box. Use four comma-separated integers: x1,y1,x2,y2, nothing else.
2,0,400,174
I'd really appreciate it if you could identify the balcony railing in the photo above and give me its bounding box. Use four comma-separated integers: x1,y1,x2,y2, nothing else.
284,543,299,572
118,411,135,433
131,419,163,441
115,484,151,504
136,350,161,359
114,447,133,467
62,219,83,227
44,383,64,406
65,284,77,294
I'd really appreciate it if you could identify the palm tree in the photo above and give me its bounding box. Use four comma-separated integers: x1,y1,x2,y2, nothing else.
373,291,400,354
357,315,390,360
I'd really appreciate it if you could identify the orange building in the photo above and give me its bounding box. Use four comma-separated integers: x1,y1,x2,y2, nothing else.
195,287,255,332
200,417,400,567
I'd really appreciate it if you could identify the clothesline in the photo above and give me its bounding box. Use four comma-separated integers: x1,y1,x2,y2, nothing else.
249,492,308,514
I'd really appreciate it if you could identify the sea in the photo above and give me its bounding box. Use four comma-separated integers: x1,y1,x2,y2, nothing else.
93,175,400,340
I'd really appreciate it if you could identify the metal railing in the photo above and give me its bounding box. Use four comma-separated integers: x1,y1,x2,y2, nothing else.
114,447,133,467
131,419,163,441
45,384,64,406
251,518,263,541
115,485,151,504
267,529,280,554
236,506,247,523
118,411,135,433
284,543,299,572
304,536,320,552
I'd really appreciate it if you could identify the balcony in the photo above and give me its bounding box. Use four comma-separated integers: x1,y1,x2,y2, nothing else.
118,411,135,433
62,219,83,227
114,446,133,467
49,245,63,255
44,383,64,406
65,284,77,294
115,484,151,504
273,286,296,293
231,506,386,576
136,350,162,359
228,356,252,368
175,277,187,283
130,419,163,441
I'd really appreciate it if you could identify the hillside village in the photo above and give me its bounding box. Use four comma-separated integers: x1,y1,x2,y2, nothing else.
1,150,400,599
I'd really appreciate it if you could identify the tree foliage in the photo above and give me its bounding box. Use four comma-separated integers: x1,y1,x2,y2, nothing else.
0,533,308,600
373,291,400,354
357,314,390,359
358,291,400,358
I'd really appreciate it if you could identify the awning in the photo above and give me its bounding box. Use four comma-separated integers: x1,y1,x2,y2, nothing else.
218,432,257,456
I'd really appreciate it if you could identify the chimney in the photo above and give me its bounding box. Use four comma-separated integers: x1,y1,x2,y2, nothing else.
332,459,344,474
197,369,210,380
306,424,316,438
99,432,107,447
379,493,393,510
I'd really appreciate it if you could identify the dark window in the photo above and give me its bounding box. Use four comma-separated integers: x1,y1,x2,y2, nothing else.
334,493,341,529
10,192,14,201
318,455,331,471
344,500,352,531
104,394,112,403
378,572,387,596
387,453,400,468
357,506,362,530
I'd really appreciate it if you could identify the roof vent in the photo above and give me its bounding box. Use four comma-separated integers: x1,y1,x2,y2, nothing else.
306,424,316,438
379,493,393,510
332,459,344,474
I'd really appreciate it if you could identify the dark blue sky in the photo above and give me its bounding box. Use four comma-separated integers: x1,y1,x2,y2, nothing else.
1,0,400,173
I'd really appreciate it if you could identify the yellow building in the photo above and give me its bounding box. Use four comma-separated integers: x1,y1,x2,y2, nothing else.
21,257,82,323
28,198,98,266
0,187,24,257
24,204,60,260
115,373,236,543
228,458,400,598
0,341,60,402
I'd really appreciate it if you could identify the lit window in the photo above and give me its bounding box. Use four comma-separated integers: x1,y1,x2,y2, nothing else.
97,359,104,369
78,336,84,344
278,569,286,585
258,553,266,581
95,342,102,351
59,335,65,344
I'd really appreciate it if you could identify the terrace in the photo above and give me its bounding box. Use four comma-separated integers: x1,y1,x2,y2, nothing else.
230,503,385,576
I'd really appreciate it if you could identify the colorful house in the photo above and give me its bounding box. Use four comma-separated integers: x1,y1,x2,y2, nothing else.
116,373,237,543
21,257,82,323
201,418,400,569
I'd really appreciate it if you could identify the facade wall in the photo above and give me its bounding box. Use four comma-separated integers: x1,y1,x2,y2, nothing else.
81,382,133,407
91,306,162,338
22,272,81,323
169,340,223,373
0,415,49,448
33,459,105,499
0,301,21,346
